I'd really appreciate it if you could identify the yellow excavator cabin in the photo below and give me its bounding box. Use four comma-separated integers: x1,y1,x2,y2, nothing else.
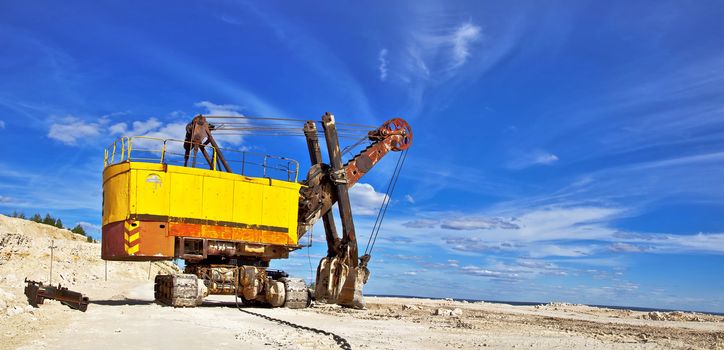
101,136,302,262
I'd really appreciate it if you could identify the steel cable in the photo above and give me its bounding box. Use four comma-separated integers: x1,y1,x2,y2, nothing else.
233,275,353,350
364,149,408,256
204,115,376,129
341,136,370,156
363,150,403,255
235,308,353,350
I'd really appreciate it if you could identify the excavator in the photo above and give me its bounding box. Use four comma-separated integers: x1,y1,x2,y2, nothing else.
101,112,412,309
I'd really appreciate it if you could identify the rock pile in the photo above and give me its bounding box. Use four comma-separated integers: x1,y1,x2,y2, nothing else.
434,308,463,317
0,214,178,318
642,311,706,322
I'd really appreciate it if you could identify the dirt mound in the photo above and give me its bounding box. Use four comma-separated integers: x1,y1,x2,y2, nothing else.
0,214,178,318
641,310,721,322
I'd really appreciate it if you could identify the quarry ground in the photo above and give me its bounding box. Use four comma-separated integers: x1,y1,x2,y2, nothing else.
1,214,723,350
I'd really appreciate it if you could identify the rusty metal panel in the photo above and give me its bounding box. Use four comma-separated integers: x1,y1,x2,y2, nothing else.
167,222,291,245
25,279,90,312
101,220,174,261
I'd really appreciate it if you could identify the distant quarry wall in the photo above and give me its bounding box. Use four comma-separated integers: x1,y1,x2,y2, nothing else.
0,214,178,317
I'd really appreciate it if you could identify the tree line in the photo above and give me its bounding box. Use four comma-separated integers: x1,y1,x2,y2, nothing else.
7,211,94,242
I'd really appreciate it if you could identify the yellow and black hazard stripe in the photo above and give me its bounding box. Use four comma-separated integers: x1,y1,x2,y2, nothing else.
124,220,140,255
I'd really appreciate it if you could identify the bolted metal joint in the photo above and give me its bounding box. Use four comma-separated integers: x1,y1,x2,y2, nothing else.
330,169,348,184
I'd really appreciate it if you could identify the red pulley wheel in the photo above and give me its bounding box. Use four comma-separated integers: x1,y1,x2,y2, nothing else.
381,118,412,151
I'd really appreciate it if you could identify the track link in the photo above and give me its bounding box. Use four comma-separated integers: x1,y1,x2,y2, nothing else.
154,274,207,307
280,277,310,309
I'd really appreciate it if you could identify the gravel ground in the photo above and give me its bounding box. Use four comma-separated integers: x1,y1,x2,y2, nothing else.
1,214,723,350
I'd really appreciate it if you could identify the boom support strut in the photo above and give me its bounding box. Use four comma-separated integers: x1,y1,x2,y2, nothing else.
300,113,412,308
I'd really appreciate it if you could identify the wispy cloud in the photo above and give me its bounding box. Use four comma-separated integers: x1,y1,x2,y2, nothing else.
0,160,102,212
608,242,651,253
440,216,520,230
108,102,245,147
378,16,521,115
518,55,724,167
195,101,244,116
404,194,415,204
97,23,291,119
0,120,5,129
419,257,570,283
402,219,438,229
506,150,559,169
77,221,101,235
47,116,107,145
537,150,724,208
378,49,388,81
109,118,162,136
409,21,483,75
450,22,482,69
241,3,374,119
382,201,724,259
119,119,187,147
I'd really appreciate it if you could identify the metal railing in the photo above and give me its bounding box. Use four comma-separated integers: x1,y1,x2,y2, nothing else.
104,136,299,182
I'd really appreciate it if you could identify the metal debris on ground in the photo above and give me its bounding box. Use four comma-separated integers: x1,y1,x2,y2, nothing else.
24,278,90,312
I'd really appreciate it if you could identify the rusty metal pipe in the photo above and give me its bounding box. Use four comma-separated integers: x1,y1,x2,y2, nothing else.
321,113,358,268
303,121,341,257
24,279,89,312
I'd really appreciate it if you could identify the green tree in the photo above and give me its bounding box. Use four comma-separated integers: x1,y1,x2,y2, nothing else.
31,213,42,223
54,218,63,229
17,212,26,219
71,224,87,236
42,213,55,225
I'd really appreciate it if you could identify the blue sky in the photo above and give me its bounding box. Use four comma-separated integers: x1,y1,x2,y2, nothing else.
2,1,724,312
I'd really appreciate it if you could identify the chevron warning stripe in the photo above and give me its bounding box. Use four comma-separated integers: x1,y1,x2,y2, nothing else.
124,220,140,255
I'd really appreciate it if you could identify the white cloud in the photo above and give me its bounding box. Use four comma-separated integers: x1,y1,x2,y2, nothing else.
406,21,483,77
0,120,5,129
528,244,597,258
115,101,247,155
110,118,165,137
507,150,559,169
130,118,163,134
77,221,102,235
402,219,438,229
47,116,105,145
133,121,187,143
384,202,724,259
218,15,242,26
193,101,245,146
404,194,415,204
195,101,244,116
240,6,373,118
349,183,387,215
450,23,482,69
378,48,388,81
608,242,650,253
0,195,13,203
460,265,519,280
535,153,559,164
387,18,517,114
440,217,520,230
109,122,127,135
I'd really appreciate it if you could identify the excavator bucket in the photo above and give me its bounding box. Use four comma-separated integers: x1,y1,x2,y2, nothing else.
314,255,369,309
337,265,368,309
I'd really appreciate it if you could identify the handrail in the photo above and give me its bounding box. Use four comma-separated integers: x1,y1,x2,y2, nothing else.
103,136,299,182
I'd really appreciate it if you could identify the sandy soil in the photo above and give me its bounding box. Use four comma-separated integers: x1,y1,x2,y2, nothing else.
1,214,723,350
